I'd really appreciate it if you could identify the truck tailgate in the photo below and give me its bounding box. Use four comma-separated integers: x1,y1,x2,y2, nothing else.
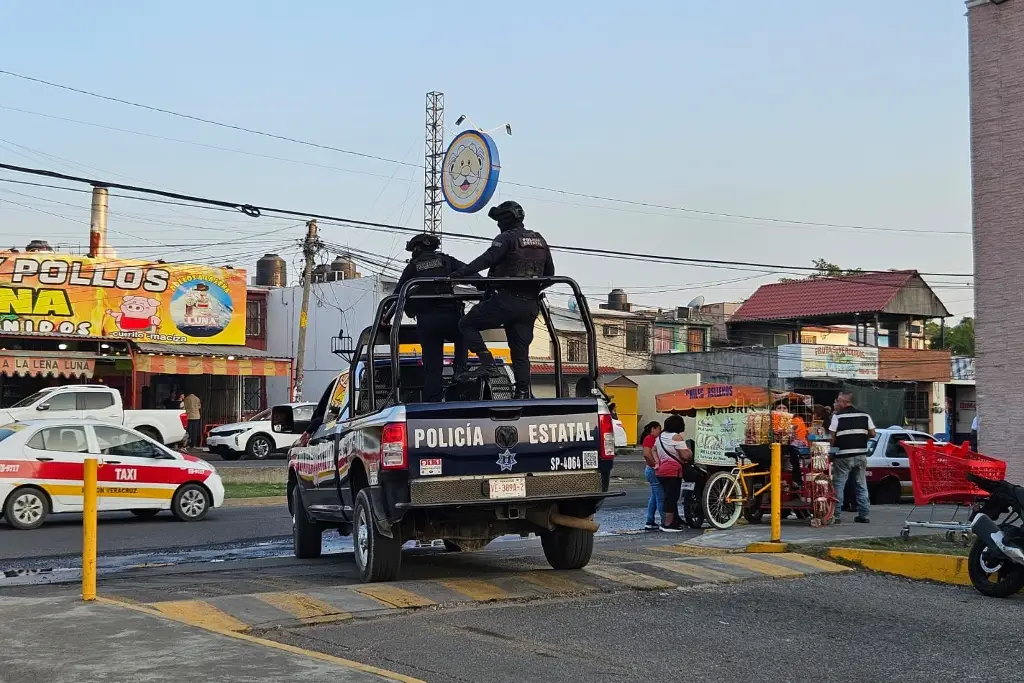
404,398,605,479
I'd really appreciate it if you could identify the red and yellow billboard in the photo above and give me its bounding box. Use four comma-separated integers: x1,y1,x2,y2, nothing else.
0,253,247,345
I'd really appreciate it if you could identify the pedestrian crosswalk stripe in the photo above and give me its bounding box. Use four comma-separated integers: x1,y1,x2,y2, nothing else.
583,564,677,590
646,544,731,557
438,578,511,601
355,584,437,609
150,599,250,632
643,559,739,583
518,571,591,594
252,592,352,625
717,554,806,578
774,553,852,573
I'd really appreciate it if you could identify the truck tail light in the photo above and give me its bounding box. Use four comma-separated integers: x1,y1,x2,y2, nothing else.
381,423,408,470
598,414,615,460
179,412,188,429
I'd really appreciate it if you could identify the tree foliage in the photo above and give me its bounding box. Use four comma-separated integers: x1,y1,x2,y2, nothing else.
925,316,975,356
779,259,864,282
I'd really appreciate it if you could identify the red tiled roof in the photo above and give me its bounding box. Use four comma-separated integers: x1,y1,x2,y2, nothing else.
731,270,918,322
531,362,618,375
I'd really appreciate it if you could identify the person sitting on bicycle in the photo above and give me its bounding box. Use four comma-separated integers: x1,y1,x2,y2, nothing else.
654,414,693,532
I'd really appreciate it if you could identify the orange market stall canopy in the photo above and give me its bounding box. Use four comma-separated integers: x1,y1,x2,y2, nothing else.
654,384,811,466
132,343,291,376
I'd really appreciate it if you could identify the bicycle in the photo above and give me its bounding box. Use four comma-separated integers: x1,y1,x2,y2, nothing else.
701,453,770,530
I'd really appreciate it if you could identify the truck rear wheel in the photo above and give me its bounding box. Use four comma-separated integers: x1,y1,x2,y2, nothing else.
353,489,401,582
541,526,594,570
291,486,322,559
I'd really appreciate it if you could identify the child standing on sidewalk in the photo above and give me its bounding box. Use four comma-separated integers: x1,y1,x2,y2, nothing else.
641,421,663,530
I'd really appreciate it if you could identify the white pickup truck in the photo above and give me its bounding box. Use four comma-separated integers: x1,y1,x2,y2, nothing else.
0,385,188,446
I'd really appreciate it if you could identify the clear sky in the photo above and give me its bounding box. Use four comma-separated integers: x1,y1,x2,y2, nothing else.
0,0,974,318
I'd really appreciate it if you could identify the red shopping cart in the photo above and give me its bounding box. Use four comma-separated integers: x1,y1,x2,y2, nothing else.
900,441,1007,541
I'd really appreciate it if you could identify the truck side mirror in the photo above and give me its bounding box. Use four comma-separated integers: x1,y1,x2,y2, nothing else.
271,405,295,434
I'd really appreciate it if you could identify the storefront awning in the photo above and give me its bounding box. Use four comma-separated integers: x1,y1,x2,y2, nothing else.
0,352,96,378
132,343,291,377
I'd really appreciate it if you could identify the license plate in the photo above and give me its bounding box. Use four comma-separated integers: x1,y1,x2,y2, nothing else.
488,477,526,499
680,481,695,491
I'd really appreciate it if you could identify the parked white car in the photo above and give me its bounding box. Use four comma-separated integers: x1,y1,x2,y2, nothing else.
612,418,628,448
206,402,316,460
0,385,187,446
0,418,223,530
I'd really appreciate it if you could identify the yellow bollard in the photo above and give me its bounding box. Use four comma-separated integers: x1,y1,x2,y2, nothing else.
770,442,782,544
82,457,98,601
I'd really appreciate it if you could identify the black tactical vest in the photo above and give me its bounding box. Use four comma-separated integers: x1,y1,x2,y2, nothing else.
490,229,549,279
832,408,872,458
405,251,454,315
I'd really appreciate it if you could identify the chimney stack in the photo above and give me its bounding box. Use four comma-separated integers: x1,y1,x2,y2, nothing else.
88,185,114,258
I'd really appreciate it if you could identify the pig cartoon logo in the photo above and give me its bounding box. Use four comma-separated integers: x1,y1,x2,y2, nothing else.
107,296,161,332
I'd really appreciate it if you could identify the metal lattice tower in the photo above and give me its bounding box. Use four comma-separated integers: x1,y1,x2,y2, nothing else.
424,91,445,238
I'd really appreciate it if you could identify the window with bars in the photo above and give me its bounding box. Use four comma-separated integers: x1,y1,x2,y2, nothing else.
566,338,584,362
687,327,707,352
904,388,930,423
242,376,263,415
626,324,650,353
245,299,265,338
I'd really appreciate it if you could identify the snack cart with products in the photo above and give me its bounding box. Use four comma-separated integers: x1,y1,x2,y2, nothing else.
654,384,837,529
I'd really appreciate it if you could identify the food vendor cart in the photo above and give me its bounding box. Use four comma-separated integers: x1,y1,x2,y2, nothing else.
654,384,836,529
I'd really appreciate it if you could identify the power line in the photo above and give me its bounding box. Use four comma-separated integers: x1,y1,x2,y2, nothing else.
0,161,976,279
0,70,971,237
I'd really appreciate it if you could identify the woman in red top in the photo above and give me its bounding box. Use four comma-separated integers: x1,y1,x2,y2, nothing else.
654,414,692,532
640,421,663,530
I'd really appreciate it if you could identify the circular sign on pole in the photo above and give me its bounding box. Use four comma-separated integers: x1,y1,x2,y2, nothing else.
441,130,500,213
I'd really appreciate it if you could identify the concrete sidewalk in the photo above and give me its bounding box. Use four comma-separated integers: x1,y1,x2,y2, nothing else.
0,595,419,683
686,504,950,551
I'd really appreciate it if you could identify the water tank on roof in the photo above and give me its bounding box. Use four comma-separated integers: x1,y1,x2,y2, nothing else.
607,288,628,312
255,253,287,287
25,240,53,253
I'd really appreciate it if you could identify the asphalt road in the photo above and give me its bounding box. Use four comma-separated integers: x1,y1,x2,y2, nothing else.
269,572,1016,683
0,487,652,565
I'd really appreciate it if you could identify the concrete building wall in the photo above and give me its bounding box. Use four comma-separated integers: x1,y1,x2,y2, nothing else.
265,275,386,406
968,0,1024,477
653,348,781,389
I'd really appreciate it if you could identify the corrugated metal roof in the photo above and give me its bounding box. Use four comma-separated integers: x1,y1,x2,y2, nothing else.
133,342,289,360
731,271,920,322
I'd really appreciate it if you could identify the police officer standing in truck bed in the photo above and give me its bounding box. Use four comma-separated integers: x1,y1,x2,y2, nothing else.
451,201,554,399
396,233,469,402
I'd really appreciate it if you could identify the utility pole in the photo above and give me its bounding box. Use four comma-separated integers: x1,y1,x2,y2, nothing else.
293,219,318,401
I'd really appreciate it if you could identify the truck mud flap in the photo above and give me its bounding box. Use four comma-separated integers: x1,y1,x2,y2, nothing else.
368,485,395,538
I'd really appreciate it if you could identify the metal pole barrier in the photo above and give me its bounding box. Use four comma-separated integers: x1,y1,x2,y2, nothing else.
82,457,98,601
770,443,782,544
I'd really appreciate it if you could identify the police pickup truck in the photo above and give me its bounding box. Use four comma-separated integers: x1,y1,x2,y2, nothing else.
276,276,623,583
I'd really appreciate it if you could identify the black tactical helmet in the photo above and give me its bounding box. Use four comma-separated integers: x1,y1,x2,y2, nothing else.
488,200,525,223
405,233,440,253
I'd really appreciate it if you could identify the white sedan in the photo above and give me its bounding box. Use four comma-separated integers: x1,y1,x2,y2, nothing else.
206,402,316,460
0,418,224,530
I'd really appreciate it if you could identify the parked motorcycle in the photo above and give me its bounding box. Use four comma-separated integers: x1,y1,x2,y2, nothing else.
967,472,1024,598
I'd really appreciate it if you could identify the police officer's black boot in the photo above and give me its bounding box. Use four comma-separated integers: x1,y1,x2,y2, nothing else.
455,352,499,383
512,387,532,400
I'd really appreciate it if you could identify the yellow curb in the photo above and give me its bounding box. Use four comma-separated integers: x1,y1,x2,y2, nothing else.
827,547,970,586
222,496,287,508
746,542,789,553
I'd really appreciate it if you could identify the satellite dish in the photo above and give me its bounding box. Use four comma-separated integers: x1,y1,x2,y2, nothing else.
686,295,705,309
567,299,579,312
